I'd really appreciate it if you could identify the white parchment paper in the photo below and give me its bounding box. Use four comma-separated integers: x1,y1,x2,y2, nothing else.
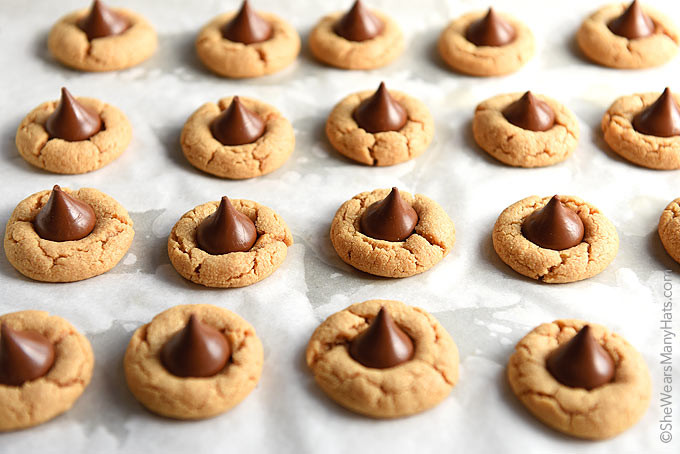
1,0,679,453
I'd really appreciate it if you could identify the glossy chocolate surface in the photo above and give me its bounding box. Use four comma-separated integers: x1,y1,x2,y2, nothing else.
0,323,55,386
349,307,414,369
360,187,418,242
353,82,407,133
196,196,258,255
522,196,584,250
33,185,97,242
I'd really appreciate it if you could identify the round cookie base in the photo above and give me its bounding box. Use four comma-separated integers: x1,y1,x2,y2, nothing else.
167,199,293,288
438,10,535,77
180,96,295,179
492,195,618,283
16,97,132,174
326,90,434,166
0,310,94,432
472,92,579,167
330,188,455,278
602,92,680,169
48,8,157,72
507,319,651,439
659,198,680,264
309,10,403,70
196,12,300,78
576,3,679,69
124,304,263,420
306,300,459,418
4,187,135,282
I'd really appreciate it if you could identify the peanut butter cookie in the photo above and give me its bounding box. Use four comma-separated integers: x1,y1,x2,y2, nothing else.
602,91,680,169
4,187,135,283
48,3,157,72
330,188,455,278
508,319,651,439
473,92,579,167
196,7,300,78
306,299,459,418
577,2,678,69
309,4,403,70
180,96,294,179
438,9,534,77
168,198,292,288
124,304,263,419
326,87,434,166
658,197,680,263
0,310,94,431
492,195,618,283
16,93,132,174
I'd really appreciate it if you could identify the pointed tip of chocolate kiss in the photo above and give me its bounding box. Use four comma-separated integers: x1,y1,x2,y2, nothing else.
78,0,129,41
503,91,556,132
210,96,266,146
333,0,384,42
45,87,102,142
33,185,97,242
0,323,55,386
465,7,516,47
196,195,258,255
349,306,414,369
607,0,655,40
360,187,418,242
546,325,615,390
353,82,408,133
221,0,272,44
521,195,584,250
632,87,680,138
160,314,231,378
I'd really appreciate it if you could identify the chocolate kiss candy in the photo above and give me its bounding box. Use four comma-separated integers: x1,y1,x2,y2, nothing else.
78,0,129,41
360,187,418,242
211,97,266,146
221,0,272,44
353,82,408,133
546,325,615,390
607,0,655,40
161,315,231,378
522,196,584,251
632,88,680,138
45,87,102,142
34,185,97,242
465,8,516,47
0,323,55,386
333,0,384,42
196,196,258,255
350,307,414,369
503,92,556,132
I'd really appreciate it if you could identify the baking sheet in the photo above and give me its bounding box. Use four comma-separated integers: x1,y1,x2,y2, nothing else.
1,0,679,452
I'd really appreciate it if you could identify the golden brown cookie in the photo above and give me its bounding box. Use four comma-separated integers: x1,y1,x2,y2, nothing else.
196,11,300,78
330,188,455,278
168,198,292,288
306,299,458,418
438,10,535,77
124,304,263,419
508,319,651,439
602,91,680,169
492,195,618,283
0,310,94,432
658,197,680,263
326,89,434,166
577,3,679,69
472,93,579,167
48,7,157,72
4,187,135,282
16,96,132,174
180,96,294,179
309,9,402,70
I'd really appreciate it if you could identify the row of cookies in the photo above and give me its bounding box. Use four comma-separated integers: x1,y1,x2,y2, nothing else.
0,301,651,442
47,1,680,76
15,83,680,177
5,184,680,285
